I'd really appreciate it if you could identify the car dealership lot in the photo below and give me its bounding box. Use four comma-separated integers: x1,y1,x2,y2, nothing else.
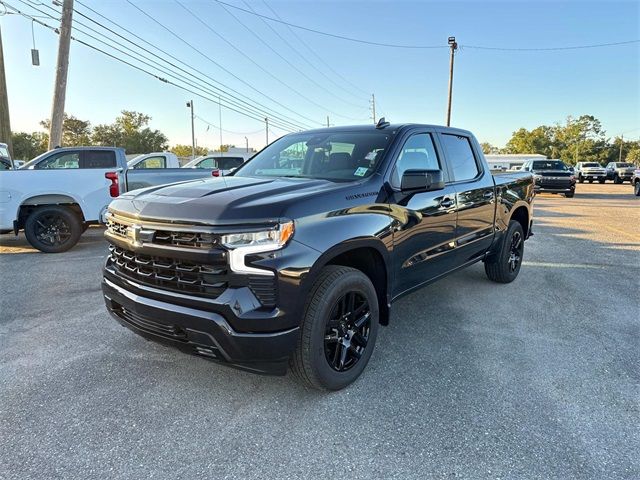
1,183,638,479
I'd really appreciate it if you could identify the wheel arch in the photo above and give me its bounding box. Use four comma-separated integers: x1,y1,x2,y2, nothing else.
509,204,530,238
17,194,86,230
307,239,391,326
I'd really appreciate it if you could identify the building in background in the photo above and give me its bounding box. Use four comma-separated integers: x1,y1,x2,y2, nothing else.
485,154,547,171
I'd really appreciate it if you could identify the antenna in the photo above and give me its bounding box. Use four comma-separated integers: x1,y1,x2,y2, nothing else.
376,117,390,129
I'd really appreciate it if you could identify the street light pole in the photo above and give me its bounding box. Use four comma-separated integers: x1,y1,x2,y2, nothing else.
446,36,458,127
186,100,195,160
245,136,249,153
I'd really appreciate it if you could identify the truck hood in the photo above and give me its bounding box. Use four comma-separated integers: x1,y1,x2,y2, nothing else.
109,175,347,225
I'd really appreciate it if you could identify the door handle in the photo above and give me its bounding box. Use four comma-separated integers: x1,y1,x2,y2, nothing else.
440,197,455,208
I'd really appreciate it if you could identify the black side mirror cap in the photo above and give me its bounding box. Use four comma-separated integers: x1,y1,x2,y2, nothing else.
401,169,445,193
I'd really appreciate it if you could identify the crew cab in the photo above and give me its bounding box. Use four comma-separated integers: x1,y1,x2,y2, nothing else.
182,154,248,176
522,159,575,197
605,162,637,183
575,162,606,183
0,147,218,252
102,123,534,390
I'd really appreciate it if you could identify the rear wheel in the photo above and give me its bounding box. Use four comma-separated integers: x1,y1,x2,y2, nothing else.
634,182,640,196
588,179,593,183
290,266,379,390
614,174,622,184
24,206,82,253
485,220,525,284
598,178,605,184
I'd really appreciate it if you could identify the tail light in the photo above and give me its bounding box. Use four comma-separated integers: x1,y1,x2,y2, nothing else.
105,172,119,197
212,169,220,177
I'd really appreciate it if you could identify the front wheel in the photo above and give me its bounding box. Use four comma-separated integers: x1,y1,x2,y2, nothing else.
634,182,640,196
565,191,575,198
598,178,605,184
290,266,379,390
24,206,82,253
578,175,584,183
484,220,525,283
588,179,593,183
614,175,622,184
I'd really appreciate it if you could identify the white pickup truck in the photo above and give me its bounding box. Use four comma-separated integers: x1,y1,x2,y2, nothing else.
0,147,217,252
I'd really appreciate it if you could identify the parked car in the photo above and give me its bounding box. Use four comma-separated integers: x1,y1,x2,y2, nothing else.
0,156,12,170
0,147,219,252
102,122,534,390
575,162,606,183
605,162,637,183
182,155,248,176
521,159,575,197
632,168,640,196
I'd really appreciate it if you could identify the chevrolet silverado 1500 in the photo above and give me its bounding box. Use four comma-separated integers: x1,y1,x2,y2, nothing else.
102,122,534,390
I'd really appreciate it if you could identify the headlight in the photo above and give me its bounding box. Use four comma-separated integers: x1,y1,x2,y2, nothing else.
222,221,294,276
221,221,294,249
533,174,542,181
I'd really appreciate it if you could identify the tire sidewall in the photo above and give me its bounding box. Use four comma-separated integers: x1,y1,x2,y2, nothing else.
499,221,524,281
25,207,82,253
306,270,379,390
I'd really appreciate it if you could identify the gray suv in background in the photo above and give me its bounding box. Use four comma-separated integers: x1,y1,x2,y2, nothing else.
605,162,637,183
575,162,606,183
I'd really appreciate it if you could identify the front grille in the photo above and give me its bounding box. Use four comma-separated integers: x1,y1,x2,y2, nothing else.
116,307,188,341
108,245,227,298
154,230,220,249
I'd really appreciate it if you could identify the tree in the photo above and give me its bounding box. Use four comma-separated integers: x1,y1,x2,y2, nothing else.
504,126,554,157
626,148,640,164
11,131,48,160
171,144,208,157
481,142,499,155
40,114,91,147
92,110,168,153
218,144,236,153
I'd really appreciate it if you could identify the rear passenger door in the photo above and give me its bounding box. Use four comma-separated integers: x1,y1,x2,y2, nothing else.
390,131,458,297
438,132,496,263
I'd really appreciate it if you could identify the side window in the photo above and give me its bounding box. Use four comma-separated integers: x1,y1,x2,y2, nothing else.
81,150,116,169
391,133,439,187
36,151,80,169
197,157,215,168
221,158,244,170
440,134,480,182
135,156,166,169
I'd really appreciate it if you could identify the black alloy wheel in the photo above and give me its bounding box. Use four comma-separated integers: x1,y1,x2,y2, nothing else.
507,230,523,273
24,206,83,253
34,213,72,247
324,291,371,372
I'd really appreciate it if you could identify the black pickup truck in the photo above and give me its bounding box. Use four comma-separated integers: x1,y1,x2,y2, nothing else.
102,123,534,390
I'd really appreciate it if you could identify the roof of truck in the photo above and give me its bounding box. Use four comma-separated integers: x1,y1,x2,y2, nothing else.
293,123,474,137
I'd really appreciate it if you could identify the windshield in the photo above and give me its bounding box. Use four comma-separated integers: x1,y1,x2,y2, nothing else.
532,160,567,171
582,163,600,167
127,154,146,166
234,131,394,181
0,145,8,158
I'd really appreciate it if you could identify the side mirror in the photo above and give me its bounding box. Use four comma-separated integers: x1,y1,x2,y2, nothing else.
401,169,445,193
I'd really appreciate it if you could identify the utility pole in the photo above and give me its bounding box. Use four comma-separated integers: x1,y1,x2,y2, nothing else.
218,96,223,155
0,26,13,159
326,116,330,128
244,136,249,153
619,134,624,162
186,100,195,159
370,94,376,124
265,117,269,145
446,36,458,127
49,0,74,149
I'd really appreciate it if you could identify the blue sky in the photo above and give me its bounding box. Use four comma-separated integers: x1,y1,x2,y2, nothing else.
2,0,639,151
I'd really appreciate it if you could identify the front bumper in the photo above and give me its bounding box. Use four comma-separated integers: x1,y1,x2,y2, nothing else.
580,172,606,179
102,276,299,375
534,184,575,194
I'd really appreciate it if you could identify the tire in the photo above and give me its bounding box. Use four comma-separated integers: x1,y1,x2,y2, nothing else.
634,182,640,196
598,178,605,184
578,175,584,183
614,175,622,184
588,179,593,183
24,206,83,253
290,265,379,391
484,220,525,284
565,191,575,198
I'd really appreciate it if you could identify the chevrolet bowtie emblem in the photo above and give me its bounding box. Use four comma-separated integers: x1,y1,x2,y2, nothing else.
126,224,142,247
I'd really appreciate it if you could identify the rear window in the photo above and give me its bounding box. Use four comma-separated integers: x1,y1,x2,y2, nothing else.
218,157,244,170
81,150,117,169
440,134,479,181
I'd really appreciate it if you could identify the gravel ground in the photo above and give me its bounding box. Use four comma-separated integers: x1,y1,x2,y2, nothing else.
1,182,638,479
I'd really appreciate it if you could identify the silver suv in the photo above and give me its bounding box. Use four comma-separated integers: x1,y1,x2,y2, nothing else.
575,162,606,183
605,162,637,183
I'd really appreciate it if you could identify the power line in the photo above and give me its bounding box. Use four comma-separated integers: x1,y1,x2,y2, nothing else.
13,0,311,131
215,0,366,110
5,2,301,132
194,114,263,136
123,0,322,128
172,0,364,120
240,0,367,103
261,1,370,98
213,1,640,52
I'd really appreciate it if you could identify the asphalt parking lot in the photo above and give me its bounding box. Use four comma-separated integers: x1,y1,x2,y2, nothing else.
1,182,638,479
